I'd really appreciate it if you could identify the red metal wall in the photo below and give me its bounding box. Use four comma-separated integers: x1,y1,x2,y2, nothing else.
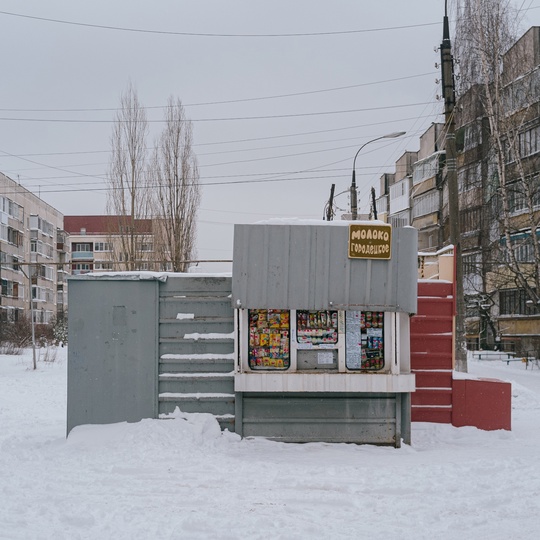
453,378,512,430
411,281,454,423
411,280,511,431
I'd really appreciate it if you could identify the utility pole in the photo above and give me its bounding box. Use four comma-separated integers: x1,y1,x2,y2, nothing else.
326,184,335,221
371,187,378,220
441,0,467,372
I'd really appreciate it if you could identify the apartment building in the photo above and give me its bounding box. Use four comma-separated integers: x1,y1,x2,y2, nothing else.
0,172,68,324
411,124,445,252
387,151,418,229
455,27,540,354
64,215,158,274
375,27,540,354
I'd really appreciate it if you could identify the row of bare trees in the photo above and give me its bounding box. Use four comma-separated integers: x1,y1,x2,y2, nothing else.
106,83,200,272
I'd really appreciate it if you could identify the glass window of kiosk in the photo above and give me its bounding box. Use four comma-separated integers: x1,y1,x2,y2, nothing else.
296,310,338,346
248,309,290,370
345,311,385,371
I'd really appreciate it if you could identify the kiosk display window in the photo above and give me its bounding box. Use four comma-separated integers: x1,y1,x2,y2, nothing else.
345,311,385,370
296,310,338,346
248,309,290,370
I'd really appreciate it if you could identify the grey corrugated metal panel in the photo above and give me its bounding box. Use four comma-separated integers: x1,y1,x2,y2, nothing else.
238,393,399,445
159,356,234,374
232,223,418,312
158,394,235,416
159,318,234,338
160,275,232,296
160,297,234,319
67,279,159,435
158,374,234,394
158,339,234,356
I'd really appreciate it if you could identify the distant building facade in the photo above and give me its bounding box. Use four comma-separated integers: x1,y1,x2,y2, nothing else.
64,215,159,274
0,172,68,323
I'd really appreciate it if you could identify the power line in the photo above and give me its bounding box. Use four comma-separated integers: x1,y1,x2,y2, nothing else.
0,10,440,38
0,72,436,113
5,165,391,188
0,127,428,171
0,114,440,158
0,101,435,123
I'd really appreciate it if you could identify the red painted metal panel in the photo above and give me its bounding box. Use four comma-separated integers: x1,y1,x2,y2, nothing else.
410,334,452,354
416,297,454,317
411,282,455,423
414,370,453,388
452,379,511,431
412,389,453,406
411,352,453,370
411,407,453,424
411,315,453,335
418,281,453,297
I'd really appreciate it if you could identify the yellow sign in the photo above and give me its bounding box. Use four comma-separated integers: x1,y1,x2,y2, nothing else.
348,223,392,259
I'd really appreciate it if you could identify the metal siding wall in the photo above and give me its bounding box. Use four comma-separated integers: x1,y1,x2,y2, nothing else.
67,279,159,435
232,224,417,312
157,275,236,430
240,393,399,445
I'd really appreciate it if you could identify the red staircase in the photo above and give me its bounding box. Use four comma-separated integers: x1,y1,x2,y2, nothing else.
411,281,454,423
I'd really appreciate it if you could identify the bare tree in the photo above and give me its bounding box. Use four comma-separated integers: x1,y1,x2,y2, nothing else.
453,0,540,347
107,83,151,270
149,97,200,272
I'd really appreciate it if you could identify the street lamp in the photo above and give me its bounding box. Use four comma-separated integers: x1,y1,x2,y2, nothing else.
350,131,406,220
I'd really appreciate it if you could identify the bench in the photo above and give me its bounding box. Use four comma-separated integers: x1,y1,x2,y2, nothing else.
472,351,515,362
524,357,540,370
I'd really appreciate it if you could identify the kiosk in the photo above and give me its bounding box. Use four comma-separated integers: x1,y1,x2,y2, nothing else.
232,220,417,446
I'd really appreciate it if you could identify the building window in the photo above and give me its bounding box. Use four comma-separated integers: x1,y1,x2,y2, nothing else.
458,163,481,192
499,288,539,315
72,263,92,275
412,190,439,218
94,262,113,271
94,242,112,252
138,242,154,252
460,207,482,233
72,243,92,252
501,229,539,263
507,176,540,215
413,153,443,185
518,125,540,157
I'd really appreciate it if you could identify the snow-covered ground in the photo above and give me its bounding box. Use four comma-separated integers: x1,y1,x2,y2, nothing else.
1,348,540,539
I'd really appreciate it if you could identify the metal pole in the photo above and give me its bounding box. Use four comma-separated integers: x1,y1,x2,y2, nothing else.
29,269,37,370
350,132,405,220
326,184,336,221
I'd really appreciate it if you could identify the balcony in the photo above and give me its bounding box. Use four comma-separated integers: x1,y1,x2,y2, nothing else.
71,251,94,261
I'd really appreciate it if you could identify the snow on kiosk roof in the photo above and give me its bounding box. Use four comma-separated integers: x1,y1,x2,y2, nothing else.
232,220,418,313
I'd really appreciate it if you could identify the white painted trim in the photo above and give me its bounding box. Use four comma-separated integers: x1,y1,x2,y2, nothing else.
235,372,415,393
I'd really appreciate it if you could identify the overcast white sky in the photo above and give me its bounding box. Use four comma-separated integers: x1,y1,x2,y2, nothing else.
0,1,538,270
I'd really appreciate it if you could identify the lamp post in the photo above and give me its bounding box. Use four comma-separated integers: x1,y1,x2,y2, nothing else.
350,131,406,220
